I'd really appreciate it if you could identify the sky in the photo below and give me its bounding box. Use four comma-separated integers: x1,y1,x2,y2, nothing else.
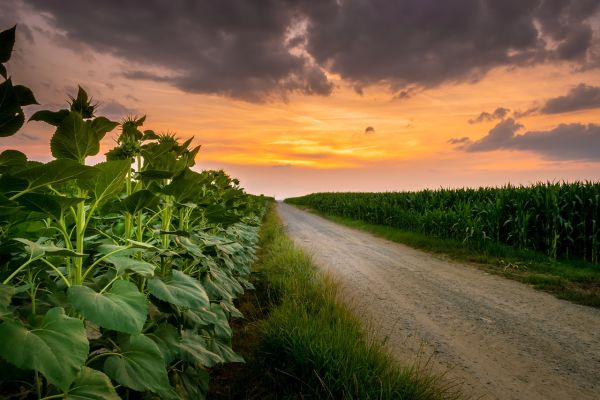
1,0,600,199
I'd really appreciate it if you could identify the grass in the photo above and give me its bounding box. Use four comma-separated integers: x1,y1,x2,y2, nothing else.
298,207,600,308
209,205,461,400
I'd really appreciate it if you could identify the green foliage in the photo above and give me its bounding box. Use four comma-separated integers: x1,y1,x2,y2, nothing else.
0,26,16,66
64,367,120,400
50,111,117,163
0,307,89,390
0,79,26,137
149,270,210,309
287,183,600,264
0,24,269,400
0,26,37,136
103,334,172,394
215,207,458,400
68,281,147,335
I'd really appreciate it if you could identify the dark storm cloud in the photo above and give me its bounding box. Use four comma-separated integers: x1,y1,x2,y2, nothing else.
21,0,600,101
22,0,335,102
468,107,511,124
540,83,600,114
305,0,600,95
454,118,600,161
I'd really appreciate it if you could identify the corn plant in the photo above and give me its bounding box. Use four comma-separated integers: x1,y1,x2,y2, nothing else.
287,182,600,263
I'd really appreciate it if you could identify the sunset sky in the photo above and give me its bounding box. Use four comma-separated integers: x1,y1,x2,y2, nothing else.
2,0,600,198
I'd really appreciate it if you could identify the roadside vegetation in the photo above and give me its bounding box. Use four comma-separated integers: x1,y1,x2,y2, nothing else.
0,25,268,399
286,188,600,308
209,206,461,400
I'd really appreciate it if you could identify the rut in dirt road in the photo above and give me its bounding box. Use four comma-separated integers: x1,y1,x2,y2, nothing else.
277,202,600,400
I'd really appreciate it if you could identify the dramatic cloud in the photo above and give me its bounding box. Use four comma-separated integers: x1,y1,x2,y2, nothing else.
21,0,335,102
17,0,600,101
365,126,376,134
469,107,510,124
541,83,600,114
454,118,600,161
305,0,600,95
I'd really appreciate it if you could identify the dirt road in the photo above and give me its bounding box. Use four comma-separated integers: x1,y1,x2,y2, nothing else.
277,202,600,400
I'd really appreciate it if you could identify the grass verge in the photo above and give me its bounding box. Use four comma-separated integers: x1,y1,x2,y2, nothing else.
298,207,600,308
209,206,461,399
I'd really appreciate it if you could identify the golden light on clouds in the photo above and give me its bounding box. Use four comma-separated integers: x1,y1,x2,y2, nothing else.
2,1,600,197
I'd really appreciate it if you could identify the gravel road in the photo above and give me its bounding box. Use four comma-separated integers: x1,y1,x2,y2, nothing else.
277,202,600,400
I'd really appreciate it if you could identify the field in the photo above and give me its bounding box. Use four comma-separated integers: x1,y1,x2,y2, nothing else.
286,184,600,263
285,186,600,306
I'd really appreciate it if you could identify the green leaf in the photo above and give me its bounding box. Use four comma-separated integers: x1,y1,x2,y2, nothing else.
17,193,85,220
0,194,20,216
13,85,38,106
179,330,223,367
12,158,96,194
68,281,147,335
17,193,61,220
15,238,86,258
138,169,174,180
142,129,159,140
120,189,160,214
12,238,77,259
0,284,14,319
0,150,27,171
0,26,15,63
104,255,156,277
90,117,118,141
148,270,209,309
163,169,204,203
210,303,233,339
64,366,120,400
172,367,209,400
147,324,180,364
0,307,89,390
0,78,24,137
182,308,218,328
80,160,129,206
29,109,70,126
207,337,244,363
50,111,105,162
103,334,171,393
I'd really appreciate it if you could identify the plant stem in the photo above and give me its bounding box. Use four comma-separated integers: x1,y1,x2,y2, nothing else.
35,370,41,399
39,258,70,287
99,276,119,294
2,257,39,285
86,351,121,366
82,245,133,281
40,394,64,400
74,199,86,285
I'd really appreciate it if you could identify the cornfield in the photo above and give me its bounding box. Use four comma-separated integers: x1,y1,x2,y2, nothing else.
286,183,600,263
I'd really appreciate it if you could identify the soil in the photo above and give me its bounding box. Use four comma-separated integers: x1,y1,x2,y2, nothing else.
278,202,600,400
